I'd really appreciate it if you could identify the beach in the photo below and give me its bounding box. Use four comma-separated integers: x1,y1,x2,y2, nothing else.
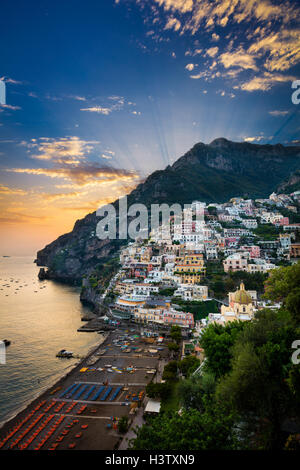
0,323,169,450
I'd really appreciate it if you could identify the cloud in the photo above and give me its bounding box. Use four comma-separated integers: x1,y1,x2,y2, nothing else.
190,71,209,80
164,17,181,31
40,191,86,202
237,72,296,91
185,48,202,57
150,0,298,34
0,104,21,111
269,110,289,116
68,95,87,101
134,0,300,93
212,33,219,41
154,0,193,14
216,90,236,98
243,134,273,142
0,184,27,196
26,136,99,165
80,106,112,115
185,63,195,71
244,136,265,142
205,47,219,58
248,28,300,72
8,164,140,186
60,197,115,212
1,77,22,85
80,97,127,115
219,47,258,70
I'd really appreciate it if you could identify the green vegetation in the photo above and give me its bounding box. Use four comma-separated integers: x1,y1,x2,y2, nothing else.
177,355,200,377
200,321,245,378
88,274,99,289
132,263,300,450
169,325,182,344
204,267,268,299
264,262,300,323
157,287,176,297
162,360,178,381
146,382,172,400
117,416,129,434
177,373,216,411
173,299,219,320
167,342,179,352
130,403,238,450
253,223,281,240
279,204,300,224
229,270,268,293
160,381,180,413
81,256,121,296
50,250,68,272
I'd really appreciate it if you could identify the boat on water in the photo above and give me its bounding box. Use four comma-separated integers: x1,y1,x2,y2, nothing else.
56,349,73,358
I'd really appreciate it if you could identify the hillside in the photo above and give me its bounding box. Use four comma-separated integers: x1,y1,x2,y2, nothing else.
36,138,300,283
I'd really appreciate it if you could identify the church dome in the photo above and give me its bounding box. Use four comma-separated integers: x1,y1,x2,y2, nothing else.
234,282,252,304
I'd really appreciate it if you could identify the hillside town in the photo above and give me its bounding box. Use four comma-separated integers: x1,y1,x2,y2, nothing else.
100,190,300,335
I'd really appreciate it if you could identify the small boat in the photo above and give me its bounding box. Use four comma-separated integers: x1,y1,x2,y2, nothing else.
2,339,11,347
56,349,73,358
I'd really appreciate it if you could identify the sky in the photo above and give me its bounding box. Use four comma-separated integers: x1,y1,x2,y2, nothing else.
0,0,299,255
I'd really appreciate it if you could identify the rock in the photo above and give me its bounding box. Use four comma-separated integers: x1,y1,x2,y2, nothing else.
38,268,49,280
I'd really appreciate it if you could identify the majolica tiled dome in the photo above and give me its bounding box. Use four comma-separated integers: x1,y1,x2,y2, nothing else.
234,282,252,304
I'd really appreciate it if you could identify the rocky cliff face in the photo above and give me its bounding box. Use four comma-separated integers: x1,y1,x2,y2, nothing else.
277,169,300,193
36,212,122,283
36,138,300,294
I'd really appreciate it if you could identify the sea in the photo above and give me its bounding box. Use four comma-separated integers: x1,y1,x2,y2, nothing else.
0,256,100,427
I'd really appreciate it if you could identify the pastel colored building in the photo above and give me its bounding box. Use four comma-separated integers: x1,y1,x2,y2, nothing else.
223,253,248,272
209,283,256,325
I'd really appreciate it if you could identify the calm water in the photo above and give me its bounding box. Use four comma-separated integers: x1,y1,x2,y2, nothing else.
0,256,100,426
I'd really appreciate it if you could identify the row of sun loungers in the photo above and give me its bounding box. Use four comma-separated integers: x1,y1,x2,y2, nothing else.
59,383,122,402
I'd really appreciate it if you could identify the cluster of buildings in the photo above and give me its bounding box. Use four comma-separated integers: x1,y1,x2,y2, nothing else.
103,191,299,332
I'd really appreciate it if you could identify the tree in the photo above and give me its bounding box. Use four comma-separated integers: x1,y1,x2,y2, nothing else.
162,360,178,381
178,355,200,377
264,261,300,323
170,325,182,343
168,342,179,352
200,321,245,378
216,308,299,450
118,416,129,434
177,376,204,411
130,405,238,450
146,382,171,400
177,372,216,411
229,270,268,293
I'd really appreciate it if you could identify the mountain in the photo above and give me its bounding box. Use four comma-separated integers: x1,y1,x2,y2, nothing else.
36,138,300,286
277,169,300,194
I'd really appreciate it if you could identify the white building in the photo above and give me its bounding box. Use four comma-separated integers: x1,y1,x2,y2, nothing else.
173,284,208,301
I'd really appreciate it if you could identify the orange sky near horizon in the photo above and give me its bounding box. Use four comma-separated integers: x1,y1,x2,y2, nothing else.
0,176,140,256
